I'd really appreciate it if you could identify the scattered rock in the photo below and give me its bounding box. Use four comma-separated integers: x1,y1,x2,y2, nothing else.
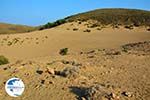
61,60,82,66
80,84,111,100
122,41,150,54
58,66,80,78
83,29,91,32
104,49,121,55
36,70,43,75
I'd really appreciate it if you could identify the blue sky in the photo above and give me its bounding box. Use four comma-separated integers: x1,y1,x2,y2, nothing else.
0,0,150,26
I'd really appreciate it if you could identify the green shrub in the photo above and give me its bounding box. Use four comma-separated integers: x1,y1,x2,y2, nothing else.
39,19,66,30
0,55,9,65
59,48,68,55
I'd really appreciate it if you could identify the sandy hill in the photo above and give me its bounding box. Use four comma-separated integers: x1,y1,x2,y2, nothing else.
0,8,150,100
40,8,150,31
0,23,37,34
66,8,150,26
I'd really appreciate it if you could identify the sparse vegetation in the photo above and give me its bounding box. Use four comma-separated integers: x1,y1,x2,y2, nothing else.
73,28,78,31
59,48,68,55
124,25,134,30
112,25,119,29
66,8,150,26
97,27,102,30
0,23,37,34
88,24,99,28
83,29,91,32
39,19,66,30
0,55,9,65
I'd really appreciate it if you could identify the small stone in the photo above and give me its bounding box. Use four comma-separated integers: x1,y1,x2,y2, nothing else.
46,67,55,75
49,81,54,84
116,96,120,99
3,67,7,70
36,70,43,75
81,97,86,100
122,91,132,97
80,52,83,54
24,73,30,76
41,80,45,84
3,81,6,85
110,93,116,98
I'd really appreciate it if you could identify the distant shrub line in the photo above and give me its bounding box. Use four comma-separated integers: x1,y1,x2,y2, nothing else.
39,19,66,30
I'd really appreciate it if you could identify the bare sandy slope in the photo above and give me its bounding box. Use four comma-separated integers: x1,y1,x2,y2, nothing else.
0,23,150,60
0,23,150,100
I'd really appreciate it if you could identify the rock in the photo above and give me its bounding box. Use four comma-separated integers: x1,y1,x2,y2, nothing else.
49,81,54,84
3,81,6,85
3,67,7,70
122,91,132,97
59,66,80,78
46,67,55,75
41,80,45,84
83,84,111,100
61,60,70,64
36,70,43,75
81,97,86,100
61,60,82,66
110,93,116,99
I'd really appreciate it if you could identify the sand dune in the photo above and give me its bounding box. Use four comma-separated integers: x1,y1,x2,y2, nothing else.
0,23,150,100
0,23,150,60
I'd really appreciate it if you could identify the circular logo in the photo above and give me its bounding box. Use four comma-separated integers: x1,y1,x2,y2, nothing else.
5,77,25,97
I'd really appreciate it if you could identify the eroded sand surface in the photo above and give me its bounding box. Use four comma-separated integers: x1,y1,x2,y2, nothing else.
0,24,150,100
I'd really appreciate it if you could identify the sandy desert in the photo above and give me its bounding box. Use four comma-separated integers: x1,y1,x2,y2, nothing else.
0,9,150,100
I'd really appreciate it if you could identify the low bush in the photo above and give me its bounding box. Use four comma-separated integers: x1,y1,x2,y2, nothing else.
83,29,91,32
0,55,9,65
59,48,68,55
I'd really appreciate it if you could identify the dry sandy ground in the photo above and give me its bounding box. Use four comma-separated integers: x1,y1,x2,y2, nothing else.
0,23,150,100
